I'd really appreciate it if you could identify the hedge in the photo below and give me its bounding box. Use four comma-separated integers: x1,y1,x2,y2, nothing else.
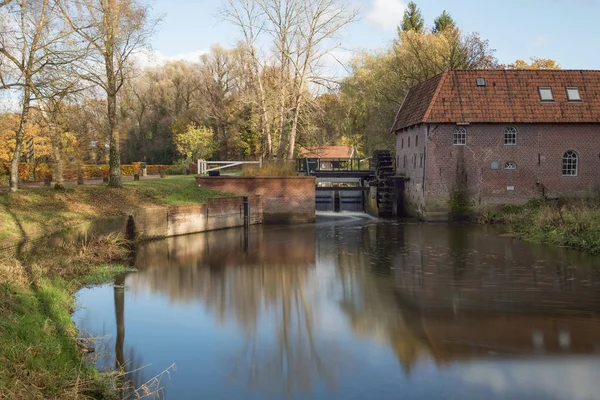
0,162,171,183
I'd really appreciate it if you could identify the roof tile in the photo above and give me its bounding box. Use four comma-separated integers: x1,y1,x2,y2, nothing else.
392,70,600,131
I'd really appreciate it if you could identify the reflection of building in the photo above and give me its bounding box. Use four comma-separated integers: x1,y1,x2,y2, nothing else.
333,221,600,372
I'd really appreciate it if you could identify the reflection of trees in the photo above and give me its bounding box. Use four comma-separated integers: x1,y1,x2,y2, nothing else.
228,266,338,398
126,225,343,397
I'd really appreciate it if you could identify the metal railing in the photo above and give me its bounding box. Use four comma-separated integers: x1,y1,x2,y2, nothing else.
297,157,373,173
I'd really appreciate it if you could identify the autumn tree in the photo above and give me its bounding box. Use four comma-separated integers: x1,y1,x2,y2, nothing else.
59,0,157,188
0,0,75,191
506,57,561,70
400,1,424,33
172,123,214,162
222,0,274,159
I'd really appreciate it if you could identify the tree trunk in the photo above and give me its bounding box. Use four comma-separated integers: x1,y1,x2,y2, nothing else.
50,125,65,188
256,79,272,159
9,86,31,192
287,95,303,160
106,62,122,188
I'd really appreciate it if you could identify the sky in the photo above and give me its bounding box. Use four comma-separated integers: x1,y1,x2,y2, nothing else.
148,0,600,71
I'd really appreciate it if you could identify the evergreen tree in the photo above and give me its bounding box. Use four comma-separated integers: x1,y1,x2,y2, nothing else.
433,10,456,33
400,2,425,33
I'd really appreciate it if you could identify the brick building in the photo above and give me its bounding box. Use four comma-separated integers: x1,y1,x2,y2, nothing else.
392,70,600,220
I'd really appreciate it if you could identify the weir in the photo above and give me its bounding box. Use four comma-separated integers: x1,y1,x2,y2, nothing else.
297,150,408,217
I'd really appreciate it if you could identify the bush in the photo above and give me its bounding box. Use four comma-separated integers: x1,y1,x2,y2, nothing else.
480,198,600,254
241,162,296,177
164,165,186,175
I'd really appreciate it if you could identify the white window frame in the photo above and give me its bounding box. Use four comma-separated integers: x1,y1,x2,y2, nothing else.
562,150,579,176
504,126,517,145
538,87,554,102
566,87,582,102
504,161,518,170
453,126,467,146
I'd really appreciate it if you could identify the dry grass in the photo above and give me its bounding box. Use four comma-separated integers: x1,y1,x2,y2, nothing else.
0,176,230,246
479,198,600,254
0,234,132,400
241,162,297,177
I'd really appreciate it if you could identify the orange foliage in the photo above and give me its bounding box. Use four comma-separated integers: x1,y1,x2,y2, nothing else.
0,163,171,182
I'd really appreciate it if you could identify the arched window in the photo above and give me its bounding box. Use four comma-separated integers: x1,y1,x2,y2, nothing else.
504,161,518,170
504,126,517,145
562,151,578,176
453,126,467,145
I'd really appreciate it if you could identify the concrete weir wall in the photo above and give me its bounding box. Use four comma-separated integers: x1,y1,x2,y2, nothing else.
130,196,263,239
196,176,316,223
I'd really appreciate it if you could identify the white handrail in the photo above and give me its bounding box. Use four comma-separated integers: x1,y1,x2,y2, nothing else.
198,159,263,174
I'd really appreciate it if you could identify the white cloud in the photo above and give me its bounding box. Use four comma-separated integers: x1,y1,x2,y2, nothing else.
367,0,406,31
459,357,600,400
133,48,208,68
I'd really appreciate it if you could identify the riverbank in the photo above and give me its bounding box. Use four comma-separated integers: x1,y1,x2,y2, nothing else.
0,176,232,246
480,198,600,254
0,176,234,399
0,234,131,399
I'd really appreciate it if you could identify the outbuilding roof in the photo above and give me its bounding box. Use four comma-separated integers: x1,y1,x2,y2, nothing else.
299,146,357,159
391,70,600,132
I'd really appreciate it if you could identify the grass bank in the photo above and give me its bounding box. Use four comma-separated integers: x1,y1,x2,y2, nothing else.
479,198,600,254
0,176,233,246
0,235,132,399
0,176,232,398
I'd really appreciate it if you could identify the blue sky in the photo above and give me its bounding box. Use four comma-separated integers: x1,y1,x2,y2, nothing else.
149,0,600,71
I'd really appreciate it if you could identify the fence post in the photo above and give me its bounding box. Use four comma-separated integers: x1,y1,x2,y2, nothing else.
259,158,263,169
243,196,250,229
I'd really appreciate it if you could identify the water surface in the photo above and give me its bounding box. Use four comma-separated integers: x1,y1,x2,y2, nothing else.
74,215,600,399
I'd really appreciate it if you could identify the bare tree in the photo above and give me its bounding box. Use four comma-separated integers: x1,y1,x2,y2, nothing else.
225,0,356,161
59,0,157,188
222,0,274,159
285,0,357,159
0,0,76,191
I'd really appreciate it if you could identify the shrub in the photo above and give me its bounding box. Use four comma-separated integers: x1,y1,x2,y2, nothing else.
164,165,186,175
241,162,296,177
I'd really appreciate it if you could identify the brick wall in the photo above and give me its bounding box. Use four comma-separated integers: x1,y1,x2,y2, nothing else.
396,123,600,219
395,124,428,216
196,176,316,223
130,195,263,239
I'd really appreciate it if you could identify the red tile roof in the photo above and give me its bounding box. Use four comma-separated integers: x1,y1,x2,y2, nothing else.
392,70,600,132
299,146,356,159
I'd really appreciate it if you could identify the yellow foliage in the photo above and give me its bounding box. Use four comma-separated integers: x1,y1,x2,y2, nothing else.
506,57,561,70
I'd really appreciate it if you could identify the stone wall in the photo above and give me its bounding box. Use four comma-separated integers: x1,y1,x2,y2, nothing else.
196,176,316,223
130,196,263,239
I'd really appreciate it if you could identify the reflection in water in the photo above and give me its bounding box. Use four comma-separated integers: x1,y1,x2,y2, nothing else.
74,218,600,400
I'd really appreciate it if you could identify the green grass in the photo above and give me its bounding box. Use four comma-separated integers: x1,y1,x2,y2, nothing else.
480,198,600,254
0,233,133,399
82,264,134,286
122,175,236,205
0,176,232,246
0,277,121,399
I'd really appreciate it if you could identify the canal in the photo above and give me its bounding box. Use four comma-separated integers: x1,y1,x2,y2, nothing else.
74,214,600,399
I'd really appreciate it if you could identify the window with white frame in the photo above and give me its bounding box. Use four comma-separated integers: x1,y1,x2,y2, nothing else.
504,126,517,145
453,126,467,145
562,151,578,176
504,161,518,170
566,87,582,102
